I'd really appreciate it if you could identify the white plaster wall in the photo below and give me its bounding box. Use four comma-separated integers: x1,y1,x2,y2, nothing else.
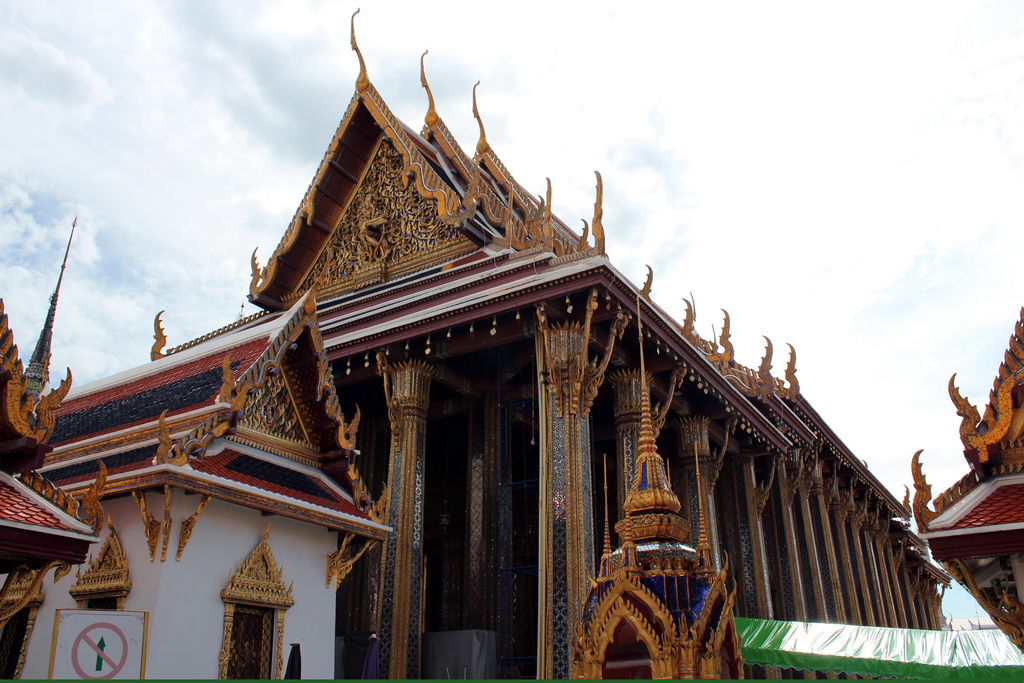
21,489,340,680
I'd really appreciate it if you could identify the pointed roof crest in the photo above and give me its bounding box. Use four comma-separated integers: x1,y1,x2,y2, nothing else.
420,50,439,128
350,9,369,92
26,216,76,398
472,81,490,159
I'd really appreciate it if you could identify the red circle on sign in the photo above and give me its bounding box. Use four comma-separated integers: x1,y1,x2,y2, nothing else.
71,622,129,680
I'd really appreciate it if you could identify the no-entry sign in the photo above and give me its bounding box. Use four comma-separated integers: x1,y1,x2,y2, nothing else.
49,610,148,680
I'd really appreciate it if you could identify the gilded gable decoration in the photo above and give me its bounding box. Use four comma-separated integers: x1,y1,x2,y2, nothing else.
0,560,67,628
69,519,132,608
218,524,294,680
294,139,473,300
241,371,309,447
0,300,72,446
948,307,1024,462
0,566,48,677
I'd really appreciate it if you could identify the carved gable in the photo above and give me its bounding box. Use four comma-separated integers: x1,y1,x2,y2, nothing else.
240,371,310,448
296,139,475,300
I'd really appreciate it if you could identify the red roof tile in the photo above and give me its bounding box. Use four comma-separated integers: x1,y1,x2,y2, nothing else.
952,483,1024,529
0,480,76,531
195,449,369,520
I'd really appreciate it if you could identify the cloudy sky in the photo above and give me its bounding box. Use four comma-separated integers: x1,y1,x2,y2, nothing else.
3,2,1022,618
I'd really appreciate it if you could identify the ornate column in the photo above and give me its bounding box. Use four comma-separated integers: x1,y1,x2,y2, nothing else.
795,460,829,621
609,369,647,517
677,416,725,569
536,292,626,679
848,499,877,626
830,487,861,624
888,542,910,628
814,475,846,623
870,514,899,627
463,395,498,631
376,356,434,679
737,451,774,618
609,368,678,516
776,461,809,621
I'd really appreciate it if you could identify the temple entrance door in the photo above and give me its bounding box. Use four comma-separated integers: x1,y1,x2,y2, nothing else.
601,621,652,679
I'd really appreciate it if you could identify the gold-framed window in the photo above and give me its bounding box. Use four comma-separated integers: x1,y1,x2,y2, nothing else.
68,522,131,610
218,524,294,680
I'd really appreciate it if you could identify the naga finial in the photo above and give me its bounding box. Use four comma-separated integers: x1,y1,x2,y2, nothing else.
249,248,262,298
640,265,653,301
472,81,490,158
902,485,911,515
758,336,774,384
79,460,107,535
785,343,799,395
350,9,369,92
151,310,167,361
681,295,696,339
948,373,981,449
541,178,553,244
578,219,589,250
910,449,939,532
592,170,606,255
710,310,734,363
420,50,438,128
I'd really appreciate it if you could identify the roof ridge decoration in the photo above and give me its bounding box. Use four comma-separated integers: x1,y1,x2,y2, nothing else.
948,307,1024,463
0,300,73,447
252,31,609,308
677,296,799,401
163,308,270,357
151,311,167,360
26,217,75,398
149,293,374,508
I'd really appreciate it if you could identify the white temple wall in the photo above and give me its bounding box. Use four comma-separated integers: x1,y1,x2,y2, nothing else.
22,490,339,679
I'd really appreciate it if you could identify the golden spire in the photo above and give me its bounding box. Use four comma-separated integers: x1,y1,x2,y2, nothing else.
472,81,490,158
420,50,438,128
622,294,681,518
26,216,76,397
350,9,369,92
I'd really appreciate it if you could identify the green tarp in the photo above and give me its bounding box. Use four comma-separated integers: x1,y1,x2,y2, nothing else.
735,617,1024,679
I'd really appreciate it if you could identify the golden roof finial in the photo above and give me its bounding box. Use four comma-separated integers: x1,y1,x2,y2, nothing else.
350,9,369,92
420,50,439,128
472,81,490,158
592,171,606,255
151,310,167,361
640,265,653,301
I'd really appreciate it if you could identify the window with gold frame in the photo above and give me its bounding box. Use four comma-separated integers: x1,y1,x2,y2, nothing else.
0,573,45,679
68,522,131,609
218,524,294,680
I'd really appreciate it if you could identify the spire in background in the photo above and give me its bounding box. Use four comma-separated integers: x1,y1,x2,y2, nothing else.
25,216,76,398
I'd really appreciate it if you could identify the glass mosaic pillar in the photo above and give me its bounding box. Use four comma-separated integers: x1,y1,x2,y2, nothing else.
776,463,809,621
535,296,626,680
736,452,774,618
677,416,722,569
883,540,909,627
463,396,498,631
848,503,878,626
815,480,846,624
831,491,863,623
376,358,434,680
609,368,648,515
796,474,829,620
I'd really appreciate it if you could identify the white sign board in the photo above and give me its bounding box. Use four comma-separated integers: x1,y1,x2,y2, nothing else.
49,610,148,680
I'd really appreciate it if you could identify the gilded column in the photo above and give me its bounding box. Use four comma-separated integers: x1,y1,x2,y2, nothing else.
795,461,829,621
677,416,724,569
609,369,647,516
376,356,434,680
870,514,898,627
830,487,861,624
848,499,877,626
737,452,774,618
814,476,846,623
464,395,498,630
536,292,626,679
776,462,808,621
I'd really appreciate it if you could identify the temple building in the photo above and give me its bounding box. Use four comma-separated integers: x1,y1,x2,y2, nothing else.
912,308,1024,653
4,18,950,680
